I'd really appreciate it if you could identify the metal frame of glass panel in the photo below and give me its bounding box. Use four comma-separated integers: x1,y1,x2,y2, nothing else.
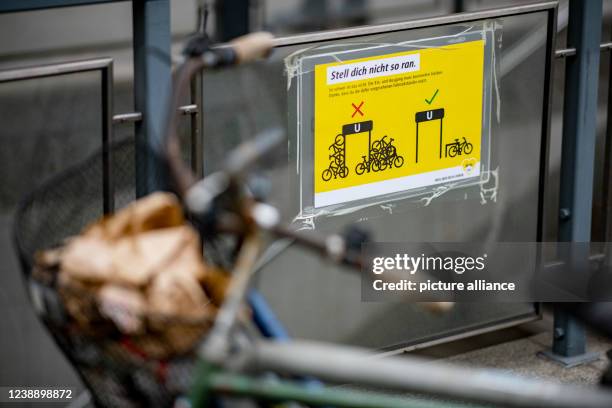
0,58,114,213
265,1,557,351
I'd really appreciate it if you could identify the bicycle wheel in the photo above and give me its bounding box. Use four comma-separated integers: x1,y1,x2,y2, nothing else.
463,143,473,155
331,155,344,166
372,159,381,172
322,169,333,181
379,159,388,171
355,163,366,175
447,145,458,158
394,156,405,168
334,134,345,146
338,166,349,178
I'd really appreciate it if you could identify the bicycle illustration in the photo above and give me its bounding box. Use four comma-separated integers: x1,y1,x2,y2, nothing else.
328,134,345,156
445,137,473,158
356,136,404,174
371,136,404,171
372,135,396,158
379,154,405,170
322,121,404,180
415,108,444,163
322,134,349,181
355,155,382,175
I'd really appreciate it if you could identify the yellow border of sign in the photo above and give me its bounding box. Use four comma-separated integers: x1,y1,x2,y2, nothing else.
313,40,485,208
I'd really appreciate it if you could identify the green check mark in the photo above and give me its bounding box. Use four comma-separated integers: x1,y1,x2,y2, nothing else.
425,89,439,105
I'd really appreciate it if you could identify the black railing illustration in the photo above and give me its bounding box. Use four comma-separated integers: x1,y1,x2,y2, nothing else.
415,108,445,163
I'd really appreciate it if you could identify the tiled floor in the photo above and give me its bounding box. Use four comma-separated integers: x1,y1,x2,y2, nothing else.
447,330,612,386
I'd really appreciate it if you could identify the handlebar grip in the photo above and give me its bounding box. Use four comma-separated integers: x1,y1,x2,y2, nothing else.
229,32,275,64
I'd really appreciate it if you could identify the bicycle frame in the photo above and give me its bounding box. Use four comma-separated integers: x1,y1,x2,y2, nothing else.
191,361,477,408
160,12,612,408
191,340,612,408
189,226,612,408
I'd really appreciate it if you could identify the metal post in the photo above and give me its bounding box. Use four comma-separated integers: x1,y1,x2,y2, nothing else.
453,0,464,14
132,0,172,196
300,0,328,31
344,0,367,26
603,33,612,253
368,130,371,162
543,0,602,367
215,0,250,42
190,75,203,178
439,119,443,158
101,62,114,213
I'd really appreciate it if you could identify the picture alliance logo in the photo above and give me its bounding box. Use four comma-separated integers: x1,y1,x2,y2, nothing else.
372,253,488,275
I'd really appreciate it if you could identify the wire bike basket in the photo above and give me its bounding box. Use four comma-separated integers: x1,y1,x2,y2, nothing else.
13,138,223,408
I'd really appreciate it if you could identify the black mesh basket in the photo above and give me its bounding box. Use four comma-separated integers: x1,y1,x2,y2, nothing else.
13,138,208,408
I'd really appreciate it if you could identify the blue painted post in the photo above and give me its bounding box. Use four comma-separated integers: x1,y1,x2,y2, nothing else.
132,0,172,195
550,0,602,366
248,289,290,341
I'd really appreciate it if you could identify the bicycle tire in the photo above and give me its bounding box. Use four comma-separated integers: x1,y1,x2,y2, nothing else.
334,134,345,146
385,146,397,158
372,159,381,172
331,155,344,166
394,156,405,168
322,169,333,181
379,159,388,171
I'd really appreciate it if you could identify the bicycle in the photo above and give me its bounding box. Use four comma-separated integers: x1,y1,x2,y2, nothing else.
322,134,348,181
372,135,396,157
355,154,382,175
162,39,612,406
445,137,473,158
329,139,345,156
332,133,345,148
371,136,404,171
13,28,612,408
329,152,344,166
322,160,349,181
381,154,405,170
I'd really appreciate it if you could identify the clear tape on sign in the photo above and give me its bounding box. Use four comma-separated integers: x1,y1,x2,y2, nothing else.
285,20,501,229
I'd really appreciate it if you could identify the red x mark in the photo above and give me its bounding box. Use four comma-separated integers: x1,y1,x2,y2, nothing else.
351,101,364,118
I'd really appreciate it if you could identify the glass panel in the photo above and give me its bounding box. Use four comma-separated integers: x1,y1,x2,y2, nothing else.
0,71,103,388
200,10,550,349
0,72,103,209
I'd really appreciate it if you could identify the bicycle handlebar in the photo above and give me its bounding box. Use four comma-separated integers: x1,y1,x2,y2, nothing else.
163,32,276,198
163,32,368,271
227,32,275,64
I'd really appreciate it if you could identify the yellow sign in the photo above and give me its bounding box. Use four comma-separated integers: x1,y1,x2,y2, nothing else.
314,40,485,208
